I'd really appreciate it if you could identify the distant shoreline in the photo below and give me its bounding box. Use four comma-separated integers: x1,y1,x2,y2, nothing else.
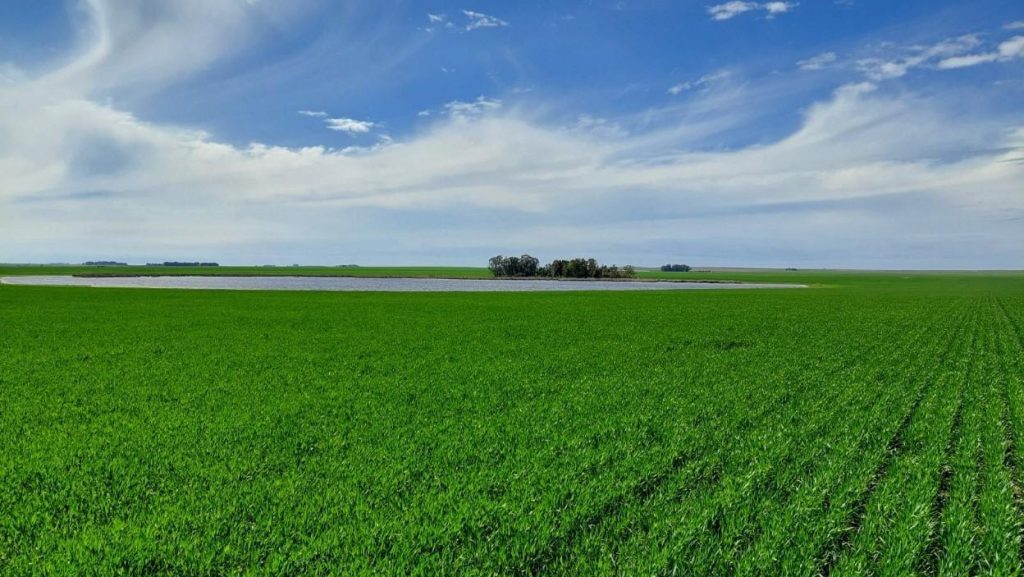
66,273,748,284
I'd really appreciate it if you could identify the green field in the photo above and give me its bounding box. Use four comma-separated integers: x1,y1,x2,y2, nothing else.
3,273,1024,575
0,265,494,279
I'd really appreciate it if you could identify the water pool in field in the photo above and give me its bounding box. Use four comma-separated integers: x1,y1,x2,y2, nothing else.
0,275,805,292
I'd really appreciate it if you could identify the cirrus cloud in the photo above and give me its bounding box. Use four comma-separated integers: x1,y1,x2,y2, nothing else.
708,2,798,21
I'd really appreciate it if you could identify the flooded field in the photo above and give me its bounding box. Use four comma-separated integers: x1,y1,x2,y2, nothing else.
0,275,804,292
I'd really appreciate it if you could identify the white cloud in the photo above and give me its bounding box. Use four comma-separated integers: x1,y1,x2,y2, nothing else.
4,63,1021,265
797,52,838,70
325,117,376,134
299,111,375,134
667,71,730,95
462,10,509,30
762,2,797,15
708,1,797,21
937,35,1024,69
423,13,452,33
1006,21,1024,31
40,0,303,99
857,34,982,79
667,83,689,96
1001,35,1024,57
936,53,1000,69
443,96,502,117
708,1,757,20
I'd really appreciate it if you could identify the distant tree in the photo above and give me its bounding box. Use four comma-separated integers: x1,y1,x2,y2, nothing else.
660,264,691,272
159,261,220,267
489,255,635,279
519,254,539,277
489,254,540,277
488,255,506,277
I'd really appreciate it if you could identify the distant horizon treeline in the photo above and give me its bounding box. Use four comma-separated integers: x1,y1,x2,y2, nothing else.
488,254,635,279
660,264,692,272
145,262,220,267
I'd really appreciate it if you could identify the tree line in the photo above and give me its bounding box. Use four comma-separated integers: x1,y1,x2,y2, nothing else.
488,255,635,279
660,264,691,272
145,262,220,267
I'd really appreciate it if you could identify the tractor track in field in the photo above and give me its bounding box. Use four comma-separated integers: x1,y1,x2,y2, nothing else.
963,318,983,577
816,304,974,577
997,298,1024,349
916,386,964,576
915,301,992,576
521,450,695,575
995,298,1024,568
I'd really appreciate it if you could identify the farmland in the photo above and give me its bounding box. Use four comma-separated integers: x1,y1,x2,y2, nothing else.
0,265,495,279
2,273,1024,575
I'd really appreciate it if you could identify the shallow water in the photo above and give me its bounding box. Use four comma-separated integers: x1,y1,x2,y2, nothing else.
0,275,805,292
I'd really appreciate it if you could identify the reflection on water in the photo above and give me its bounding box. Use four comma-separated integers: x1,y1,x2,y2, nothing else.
0,276,805,292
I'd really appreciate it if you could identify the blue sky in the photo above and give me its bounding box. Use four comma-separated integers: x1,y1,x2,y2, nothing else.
1,0,1022,268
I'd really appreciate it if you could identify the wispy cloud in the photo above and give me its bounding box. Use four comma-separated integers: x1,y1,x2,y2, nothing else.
797,52,838,70
937,36,1024,69
300,111,375,134
462,10,509,30
422,12,454,33
856,34,982,79
1006,21,1024,31
667,71,730,95
708,1,798,21
325,117,376,134
443,96,502,117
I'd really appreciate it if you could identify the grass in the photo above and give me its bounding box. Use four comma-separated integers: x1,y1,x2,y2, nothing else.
2,272,1023,575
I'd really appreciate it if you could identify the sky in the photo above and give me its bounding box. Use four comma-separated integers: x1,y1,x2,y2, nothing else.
0,0,1022,268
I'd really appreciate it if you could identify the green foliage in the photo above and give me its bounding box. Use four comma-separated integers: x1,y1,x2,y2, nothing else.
660,264,691,272
487,254,539,277
1,273,1023,575
488,256,636,278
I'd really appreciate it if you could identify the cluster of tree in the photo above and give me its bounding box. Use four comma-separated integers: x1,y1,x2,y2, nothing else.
147,262,219,267
83,261,127,266
487,254,541,277
489,255,635,279
660,264,692,272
